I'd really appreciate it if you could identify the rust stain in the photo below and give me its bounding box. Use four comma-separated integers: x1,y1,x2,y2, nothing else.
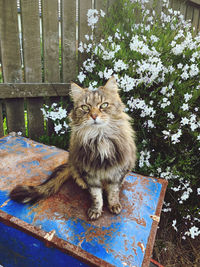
0,138,68,192
121,182,147,227
109,248,137,267
124,239,128,252
131,236,137,256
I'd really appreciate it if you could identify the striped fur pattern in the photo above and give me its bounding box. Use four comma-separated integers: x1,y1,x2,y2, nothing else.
9,77,137,220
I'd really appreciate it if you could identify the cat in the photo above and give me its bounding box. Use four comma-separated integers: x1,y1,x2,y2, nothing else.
9,77,137,220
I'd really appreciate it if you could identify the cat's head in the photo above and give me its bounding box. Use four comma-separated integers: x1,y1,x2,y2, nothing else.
70,77,125,127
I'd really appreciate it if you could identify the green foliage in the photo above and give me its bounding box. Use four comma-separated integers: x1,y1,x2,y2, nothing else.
76,0,200,238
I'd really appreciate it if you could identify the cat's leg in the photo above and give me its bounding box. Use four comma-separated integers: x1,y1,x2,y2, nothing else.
88,187,103,220
106,183,122,214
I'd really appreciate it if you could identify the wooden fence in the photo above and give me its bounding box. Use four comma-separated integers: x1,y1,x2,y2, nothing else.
170,0,200,32
0,0,112,139
0,0,199,140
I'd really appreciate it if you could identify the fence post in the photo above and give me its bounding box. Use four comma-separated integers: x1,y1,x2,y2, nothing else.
61,0,77,83
20,0,44,139
0,0,25,135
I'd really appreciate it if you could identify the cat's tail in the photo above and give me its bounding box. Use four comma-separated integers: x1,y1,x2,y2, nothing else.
9,163,71,204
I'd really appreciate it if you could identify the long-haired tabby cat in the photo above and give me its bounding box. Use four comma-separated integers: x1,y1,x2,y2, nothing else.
9,77,136,220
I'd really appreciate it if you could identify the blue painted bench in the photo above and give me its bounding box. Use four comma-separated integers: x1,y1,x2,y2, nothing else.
0,135,167,267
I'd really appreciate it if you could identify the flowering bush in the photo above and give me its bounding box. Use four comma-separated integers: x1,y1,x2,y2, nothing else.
76,0,200,239
40,103,70,149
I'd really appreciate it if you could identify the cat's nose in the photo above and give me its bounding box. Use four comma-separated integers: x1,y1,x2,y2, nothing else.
91,113,98,120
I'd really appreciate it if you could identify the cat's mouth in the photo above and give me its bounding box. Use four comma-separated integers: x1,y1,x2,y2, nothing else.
89,117,106,126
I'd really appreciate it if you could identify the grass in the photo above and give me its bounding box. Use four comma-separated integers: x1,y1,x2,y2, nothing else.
3,110,30,137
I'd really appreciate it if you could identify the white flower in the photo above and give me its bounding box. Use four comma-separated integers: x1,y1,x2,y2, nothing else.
157,168,162,173
63,121,69,130
181,71,189,80
114,59,128,72
180,117,189,125
181,103,189,111
150,35,159,43
87,9,99,29
160,87,165,95
108,36,113,42
177,63,183,69
119,75,137,92
100,9,105,17
139,150,151,168
172,220,178,231
190,123,198,131
144,120,155,129
189,64,199,77
83,59,95,72
77,72,86,83
115,31,121,40
171,129,182,144
184,93,192,102
197,188,200,195
103,68,113,79
98,71,103,78
171,44,184,55
78,42,84,53
162,130,170,139
54,124,62,134
186,226,200,239
167,112,175,119
88,81,98,91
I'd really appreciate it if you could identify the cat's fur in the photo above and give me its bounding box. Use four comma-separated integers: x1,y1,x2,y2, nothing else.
9,77,137,220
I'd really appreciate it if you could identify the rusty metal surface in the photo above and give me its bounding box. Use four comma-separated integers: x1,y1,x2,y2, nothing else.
0,136,167,267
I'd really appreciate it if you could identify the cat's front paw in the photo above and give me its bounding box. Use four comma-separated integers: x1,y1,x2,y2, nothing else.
109,203,122,214
87,208,102,220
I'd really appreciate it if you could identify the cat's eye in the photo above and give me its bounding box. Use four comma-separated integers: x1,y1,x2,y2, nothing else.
81,105,90,112
100,102,109,109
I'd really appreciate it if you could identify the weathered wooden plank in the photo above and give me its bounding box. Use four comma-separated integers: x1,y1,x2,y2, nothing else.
94,0,108,38
186,4,194,21
180,0,187,18
79,0,92,42
0,84,70,99
61,0,77,83
42,0,60,82
21,0,42,82
172,0,181,10
42,0,61,136
169,0,174,9
193,7,200,32
0,0,25,135
20,0,44,139
190,0,200,5
95,0,107,11
78,0,93,68
0,0,22,83
0,101,3,137
26,98,44,138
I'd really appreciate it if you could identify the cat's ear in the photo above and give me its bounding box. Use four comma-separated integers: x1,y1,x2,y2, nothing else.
70,82,85,101
104,76,119,93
